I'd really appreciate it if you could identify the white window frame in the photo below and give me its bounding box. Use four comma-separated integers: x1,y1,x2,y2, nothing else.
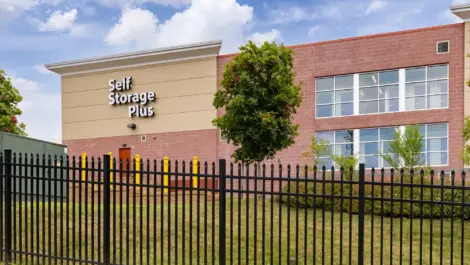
315,64,449,119
436,40,450,54
316,122,449,169
358,70,400,115
315,75,354,118
359,126,399,169
316,130,354,168
404,64,449,111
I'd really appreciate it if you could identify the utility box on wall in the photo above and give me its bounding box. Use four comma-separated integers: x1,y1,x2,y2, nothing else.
0,132,68,201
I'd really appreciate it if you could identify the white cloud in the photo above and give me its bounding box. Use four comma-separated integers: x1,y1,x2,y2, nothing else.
105,0,254,53
440,9,463,23
452,0,470,5
308,25,322,37
9,76,61,143
0,0,62,12
366,0,388,15
37,9,78,32
33,65,52,74
248,29,282,46
266,6,314,24
95,0,190,8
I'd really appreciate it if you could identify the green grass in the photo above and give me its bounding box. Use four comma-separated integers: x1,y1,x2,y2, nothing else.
5,194,470,265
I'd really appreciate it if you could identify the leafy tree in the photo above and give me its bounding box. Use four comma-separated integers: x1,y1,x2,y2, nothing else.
0,70,26,135
380,125,424,170
213,41,302,163
462,116,470,165
303,136,358,178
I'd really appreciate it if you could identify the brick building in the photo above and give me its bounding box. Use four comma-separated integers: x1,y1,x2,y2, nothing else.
46,5,470,170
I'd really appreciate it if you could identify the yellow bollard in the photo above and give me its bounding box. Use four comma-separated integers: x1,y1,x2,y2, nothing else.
108,152,113,188
81,152,87,181
135,154,141,185
192,156,198,188
163,156,169,193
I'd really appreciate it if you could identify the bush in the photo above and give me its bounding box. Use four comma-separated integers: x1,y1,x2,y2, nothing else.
277,176,470,219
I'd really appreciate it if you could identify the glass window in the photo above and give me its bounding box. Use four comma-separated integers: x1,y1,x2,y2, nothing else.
359,70,399,115
316,130,354,168
359,127,399,168
405,65,448,110
316,75,353,118
419,123,448,166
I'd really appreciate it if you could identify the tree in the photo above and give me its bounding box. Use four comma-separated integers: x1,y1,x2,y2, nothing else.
0,70,26,135
380,125,424,170
213,41,302,163
462,116,470,165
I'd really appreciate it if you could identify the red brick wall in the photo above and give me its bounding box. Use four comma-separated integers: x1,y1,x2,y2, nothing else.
217,23,465,169
64,129,219,163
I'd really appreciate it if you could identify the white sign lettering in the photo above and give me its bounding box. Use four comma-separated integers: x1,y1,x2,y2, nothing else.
108,77,156,118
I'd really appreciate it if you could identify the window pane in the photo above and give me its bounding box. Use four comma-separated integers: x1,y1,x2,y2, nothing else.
379,70,399,84
316,131,334,143
335,89,353,103
316,78,334,91
360,72,378,87
336,130,354,143
418,125,426,137
360,128,378,142
360,142,379,155
360,155,379,168
335,75,354,89
427,123,447,137
317,158,333,169
428,94,447,108
317,105,334,117
335,103,353,116
427,80,448,94
427,138,447,152
379,99,399,113
405,96,425,110
406,67,425,82
427,65,447,80
379,84,399,99
382,158,393,168
317,92,333,104
427,152,447,165
381,141,393,153
380,127,397,140
360,100,379,114
405,82,426,96
336,144,354,156
360,87,378,100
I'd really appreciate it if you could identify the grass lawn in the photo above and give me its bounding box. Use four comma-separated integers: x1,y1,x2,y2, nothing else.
5,194,470,265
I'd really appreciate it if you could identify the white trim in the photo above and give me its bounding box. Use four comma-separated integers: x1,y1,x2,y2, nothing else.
399,69,406,112
436,40,450,54
46,40,222,69
59,54,217,76
353,74,360,115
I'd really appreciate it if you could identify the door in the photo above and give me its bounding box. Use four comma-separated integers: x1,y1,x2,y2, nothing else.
119,148,131,178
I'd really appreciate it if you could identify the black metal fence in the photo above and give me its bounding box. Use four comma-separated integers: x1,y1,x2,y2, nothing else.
1,149,469,265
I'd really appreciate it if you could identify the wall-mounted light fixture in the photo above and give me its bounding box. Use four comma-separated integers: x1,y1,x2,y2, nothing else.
127,123,137,129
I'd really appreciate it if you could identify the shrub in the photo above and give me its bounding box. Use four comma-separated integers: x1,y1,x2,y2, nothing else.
277,174,470,219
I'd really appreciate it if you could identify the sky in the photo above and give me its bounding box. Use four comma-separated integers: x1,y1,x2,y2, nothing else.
0,0,465,144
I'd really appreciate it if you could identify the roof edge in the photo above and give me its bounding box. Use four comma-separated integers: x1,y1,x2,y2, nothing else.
46,40,223,73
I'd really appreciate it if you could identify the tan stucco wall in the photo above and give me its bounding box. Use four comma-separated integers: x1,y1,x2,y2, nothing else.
61,57,217,140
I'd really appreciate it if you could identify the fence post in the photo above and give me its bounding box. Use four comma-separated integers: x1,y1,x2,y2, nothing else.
358,163,365,265
163,156,169,193
81,152,87,181
192,156,199,188
4,149,12,265
218,159,227,265
103,154,111,265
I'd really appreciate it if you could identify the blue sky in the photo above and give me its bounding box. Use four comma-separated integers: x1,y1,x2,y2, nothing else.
0,0,464,143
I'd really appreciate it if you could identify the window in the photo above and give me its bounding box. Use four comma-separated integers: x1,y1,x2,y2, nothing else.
316,130,354,168
316,75,354,118
359,70,399,114
405,65,448,110
359,127,398,168
315,64,449,118
419,123,448,166
436,41,449,54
